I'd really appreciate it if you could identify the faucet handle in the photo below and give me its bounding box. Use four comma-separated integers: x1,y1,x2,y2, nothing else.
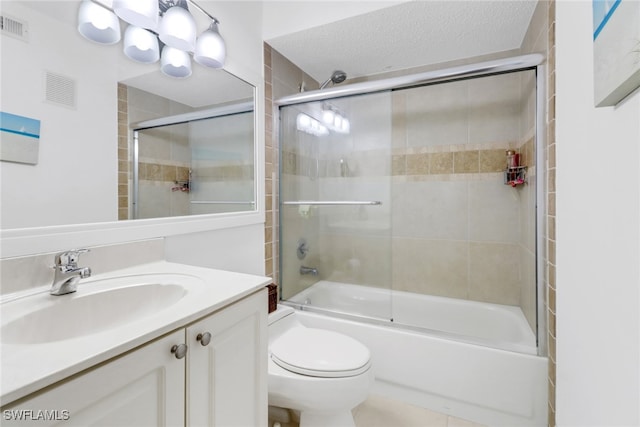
54,248,90,266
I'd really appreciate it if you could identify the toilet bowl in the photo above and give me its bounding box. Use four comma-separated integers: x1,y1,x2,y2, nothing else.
268,306,373,427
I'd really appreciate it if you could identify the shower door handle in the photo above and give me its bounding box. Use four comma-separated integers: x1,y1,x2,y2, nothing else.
282,201,382,206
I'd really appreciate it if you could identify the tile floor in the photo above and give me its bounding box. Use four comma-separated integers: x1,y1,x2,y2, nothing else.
269,394,486,427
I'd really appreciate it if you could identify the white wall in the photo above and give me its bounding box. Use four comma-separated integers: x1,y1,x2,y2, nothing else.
1,2,266,277
555,1,640,425
0,2,119,229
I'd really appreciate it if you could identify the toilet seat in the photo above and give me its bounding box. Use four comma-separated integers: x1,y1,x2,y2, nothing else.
270,327,371,378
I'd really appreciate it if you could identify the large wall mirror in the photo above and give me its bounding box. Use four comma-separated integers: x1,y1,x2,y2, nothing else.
0,1,256,231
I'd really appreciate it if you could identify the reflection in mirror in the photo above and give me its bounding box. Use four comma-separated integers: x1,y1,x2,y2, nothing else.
128,99,255,220
0,1,256,230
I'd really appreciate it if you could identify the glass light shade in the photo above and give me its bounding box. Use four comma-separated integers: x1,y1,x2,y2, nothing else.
161,46,192,78
321,109,335,125
194,23,226,68
297,113,311,131
123,26,159,63
341,118,351,134
77,0,121,45
113,0,159,30
158,6,196,52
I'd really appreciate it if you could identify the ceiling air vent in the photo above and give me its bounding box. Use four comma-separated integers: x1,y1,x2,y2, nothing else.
45,71,77,109
0,14,29,41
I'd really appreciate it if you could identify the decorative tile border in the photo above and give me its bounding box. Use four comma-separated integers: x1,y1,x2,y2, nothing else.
282,142,535,178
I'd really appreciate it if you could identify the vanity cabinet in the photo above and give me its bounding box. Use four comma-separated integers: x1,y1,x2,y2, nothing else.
186,290,267,426
2,290,267,427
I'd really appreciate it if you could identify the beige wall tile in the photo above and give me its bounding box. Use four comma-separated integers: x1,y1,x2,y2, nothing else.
479,149,507,172
392,181,468,240
468,179,520,243
392,238,469,298
320,234,392,290
162,165,176,182
392,154,406,175
430,152,453,174
406,153,430,175
405,80,469,147
468,73,521,145
176,167,190,182
468,242,520,305
391,91,407,149
454,150,479,173
520,246,537,332
145,163,162,181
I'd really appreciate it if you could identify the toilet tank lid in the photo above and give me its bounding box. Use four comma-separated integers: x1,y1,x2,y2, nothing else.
270,327,371,378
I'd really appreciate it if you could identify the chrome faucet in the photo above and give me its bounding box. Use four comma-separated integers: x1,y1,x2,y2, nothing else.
50,249,91,295
299,266,318,276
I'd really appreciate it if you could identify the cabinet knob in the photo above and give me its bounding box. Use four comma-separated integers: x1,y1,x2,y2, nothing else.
196,332,212,346
171,343,188,359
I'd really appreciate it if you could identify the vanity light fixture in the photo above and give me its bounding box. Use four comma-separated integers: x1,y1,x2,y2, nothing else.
77,0,226,78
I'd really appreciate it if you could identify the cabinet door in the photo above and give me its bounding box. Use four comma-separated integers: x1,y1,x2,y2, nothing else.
186,290,267,427
3,330,186,427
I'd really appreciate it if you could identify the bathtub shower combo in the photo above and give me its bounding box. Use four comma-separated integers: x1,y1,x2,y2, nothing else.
276,55,548,426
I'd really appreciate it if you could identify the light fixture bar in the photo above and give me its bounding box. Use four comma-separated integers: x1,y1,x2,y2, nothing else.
90,0,220,30
185,0,219,24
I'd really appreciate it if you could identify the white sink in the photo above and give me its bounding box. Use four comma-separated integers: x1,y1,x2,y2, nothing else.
1,274,197,344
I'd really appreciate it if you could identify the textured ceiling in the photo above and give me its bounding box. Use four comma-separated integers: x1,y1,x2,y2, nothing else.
267,1,538,83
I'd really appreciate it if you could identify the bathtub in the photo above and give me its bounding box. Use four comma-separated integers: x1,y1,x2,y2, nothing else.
286,281,548,426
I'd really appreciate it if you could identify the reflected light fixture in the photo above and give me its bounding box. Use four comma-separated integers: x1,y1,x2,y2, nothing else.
123,25,160,63
161,46,192,78
113,0,158,30
78,0,121,45
320,105,350,134
194,22,225,68
77,0,226,78
158,3,196,51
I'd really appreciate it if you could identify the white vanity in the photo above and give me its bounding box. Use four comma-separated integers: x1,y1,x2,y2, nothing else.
0,261,271,426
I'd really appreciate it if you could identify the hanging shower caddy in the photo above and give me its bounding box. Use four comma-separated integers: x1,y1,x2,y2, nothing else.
504,166,527,187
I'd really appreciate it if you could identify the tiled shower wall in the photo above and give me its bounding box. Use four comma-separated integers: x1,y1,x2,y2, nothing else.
389,73,536,319
264,44,320,288
277,72,537,326
518,1,556,425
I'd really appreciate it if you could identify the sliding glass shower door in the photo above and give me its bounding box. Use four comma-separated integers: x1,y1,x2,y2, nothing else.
279,91,393,321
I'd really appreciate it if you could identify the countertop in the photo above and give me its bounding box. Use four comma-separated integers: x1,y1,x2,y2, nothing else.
0,261,271,405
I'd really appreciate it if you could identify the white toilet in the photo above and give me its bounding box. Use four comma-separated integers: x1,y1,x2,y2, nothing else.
268,306,373,427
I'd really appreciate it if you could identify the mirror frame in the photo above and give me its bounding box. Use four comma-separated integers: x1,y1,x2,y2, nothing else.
1,60,265,258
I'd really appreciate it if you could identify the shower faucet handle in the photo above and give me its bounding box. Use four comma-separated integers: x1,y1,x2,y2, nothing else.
297,238,309,260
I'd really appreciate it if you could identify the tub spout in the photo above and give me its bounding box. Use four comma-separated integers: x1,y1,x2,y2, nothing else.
300,266,318,276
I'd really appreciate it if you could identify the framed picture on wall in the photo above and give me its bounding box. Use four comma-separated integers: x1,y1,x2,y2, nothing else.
592,0,640,107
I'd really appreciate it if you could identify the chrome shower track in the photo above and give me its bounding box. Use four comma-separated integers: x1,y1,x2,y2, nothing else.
274,54,544,107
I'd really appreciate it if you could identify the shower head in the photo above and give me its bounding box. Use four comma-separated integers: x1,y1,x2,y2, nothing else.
320,70,347,89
